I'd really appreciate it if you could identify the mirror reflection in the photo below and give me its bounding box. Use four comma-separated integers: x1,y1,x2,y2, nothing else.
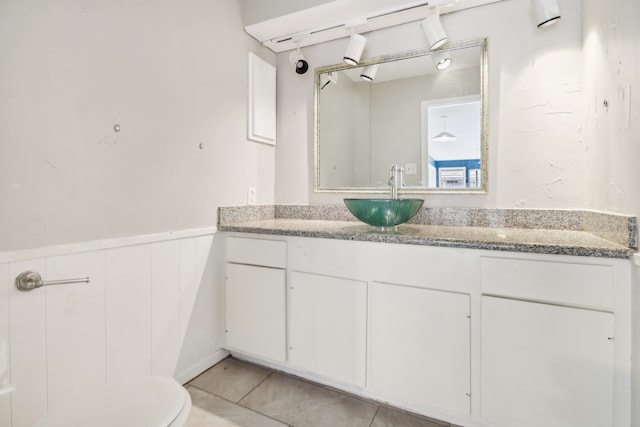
315,38,487,193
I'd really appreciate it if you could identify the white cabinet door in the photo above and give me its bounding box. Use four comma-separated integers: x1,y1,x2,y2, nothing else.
481,296,614,427
368,282,471,415
289,271,367,387
225,263,286,362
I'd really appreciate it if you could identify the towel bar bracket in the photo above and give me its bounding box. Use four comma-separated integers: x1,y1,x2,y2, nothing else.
15,271,90,292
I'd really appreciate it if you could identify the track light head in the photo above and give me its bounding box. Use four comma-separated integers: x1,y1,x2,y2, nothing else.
360,64,379,82
343,34,367,66
532,0,561,28
432,52,452,71
421,9,447,51
289,46,309,75
321,71,338,90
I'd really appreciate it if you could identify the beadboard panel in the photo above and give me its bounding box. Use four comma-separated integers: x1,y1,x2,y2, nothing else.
179,238,198,352
9,259,48,427
0,263,11,427
46,251,107,410
0,230,222,427
176,235,219,378
106,244,154,383
151,240,182,378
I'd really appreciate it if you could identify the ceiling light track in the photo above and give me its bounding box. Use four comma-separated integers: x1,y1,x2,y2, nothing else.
275,1,431,45
258,0,505,53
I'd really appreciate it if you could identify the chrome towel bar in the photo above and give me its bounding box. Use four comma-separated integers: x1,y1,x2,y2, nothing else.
15,270,90,292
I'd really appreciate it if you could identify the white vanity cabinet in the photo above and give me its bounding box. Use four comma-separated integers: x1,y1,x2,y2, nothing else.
368,282,471,415
288,271,367,387
479,255,629,427
223,233,632,427
224,237,287,362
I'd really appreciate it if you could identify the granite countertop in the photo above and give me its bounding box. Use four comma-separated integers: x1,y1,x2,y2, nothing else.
218,206,638,259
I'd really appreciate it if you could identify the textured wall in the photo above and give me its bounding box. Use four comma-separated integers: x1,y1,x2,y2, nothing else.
582,0,640,218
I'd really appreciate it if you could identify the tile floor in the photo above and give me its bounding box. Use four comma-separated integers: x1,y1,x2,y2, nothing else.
186,357,460,427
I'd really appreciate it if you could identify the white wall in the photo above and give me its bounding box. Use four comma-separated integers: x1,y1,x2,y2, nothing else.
242,0,332,26
0,0,276,252
275,0,586,208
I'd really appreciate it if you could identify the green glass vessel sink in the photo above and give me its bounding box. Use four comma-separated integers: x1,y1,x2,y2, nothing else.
343,198,424,228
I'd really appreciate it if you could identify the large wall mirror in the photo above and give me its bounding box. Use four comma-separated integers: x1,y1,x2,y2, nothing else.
314,38,488,194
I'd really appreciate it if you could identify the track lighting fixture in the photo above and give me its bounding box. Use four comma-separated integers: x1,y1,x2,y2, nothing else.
321,71,338,90
531,0,561,28
343,34,367,66
421,8,447,51
360,64,379,82
289,44,309,75
432,52,452,71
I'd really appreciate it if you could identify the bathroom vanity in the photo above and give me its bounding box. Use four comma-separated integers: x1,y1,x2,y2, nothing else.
218,206,635,427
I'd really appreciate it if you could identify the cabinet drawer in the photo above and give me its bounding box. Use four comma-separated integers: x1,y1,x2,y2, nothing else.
226,237,286,268
480,257,613,309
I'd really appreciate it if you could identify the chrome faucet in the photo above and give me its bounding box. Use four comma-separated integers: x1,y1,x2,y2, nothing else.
387,164,404,199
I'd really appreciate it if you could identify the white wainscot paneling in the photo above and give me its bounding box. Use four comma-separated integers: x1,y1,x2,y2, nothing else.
1,230,222,427
106,244,153,383
9,259,48,427
175,235,221,382
0,262,11,427
151,240,182,377
46,251,106,410
151,236,222,381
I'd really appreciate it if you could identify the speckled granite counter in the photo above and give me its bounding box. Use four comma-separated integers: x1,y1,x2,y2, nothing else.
218,205,637,259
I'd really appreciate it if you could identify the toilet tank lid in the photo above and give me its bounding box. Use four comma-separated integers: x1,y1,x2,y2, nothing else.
35,376,188,427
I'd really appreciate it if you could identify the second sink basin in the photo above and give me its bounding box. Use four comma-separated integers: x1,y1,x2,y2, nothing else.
344,198,424,228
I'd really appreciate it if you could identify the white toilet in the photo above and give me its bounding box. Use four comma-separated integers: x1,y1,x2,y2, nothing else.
2,332,190,427
34,376,192,427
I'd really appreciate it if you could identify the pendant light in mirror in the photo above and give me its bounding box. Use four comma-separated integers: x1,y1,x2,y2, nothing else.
433,115,457,142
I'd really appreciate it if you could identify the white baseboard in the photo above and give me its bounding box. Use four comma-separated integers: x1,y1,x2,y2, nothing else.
175,349,230,385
